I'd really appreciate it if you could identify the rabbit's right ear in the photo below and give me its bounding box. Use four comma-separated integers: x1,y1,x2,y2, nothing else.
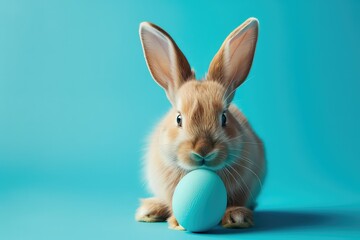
139,22,194,105
207,18,259,105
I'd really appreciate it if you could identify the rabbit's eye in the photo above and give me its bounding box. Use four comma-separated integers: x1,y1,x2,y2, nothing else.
177,114,182,127
222,113,227,127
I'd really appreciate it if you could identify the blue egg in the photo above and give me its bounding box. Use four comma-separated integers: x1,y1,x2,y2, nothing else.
172,169,227,232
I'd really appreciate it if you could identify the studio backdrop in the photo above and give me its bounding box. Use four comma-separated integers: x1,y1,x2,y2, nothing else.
0,0,359,239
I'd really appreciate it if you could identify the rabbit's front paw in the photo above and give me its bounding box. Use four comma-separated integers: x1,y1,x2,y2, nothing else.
221,206,254,228
167,215,185,231
135,198,170,222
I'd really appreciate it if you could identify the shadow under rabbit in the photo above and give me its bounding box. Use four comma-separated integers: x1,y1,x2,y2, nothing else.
200,209,360,235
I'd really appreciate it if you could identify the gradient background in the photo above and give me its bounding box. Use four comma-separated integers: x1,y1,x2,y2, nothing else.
1,0,360,239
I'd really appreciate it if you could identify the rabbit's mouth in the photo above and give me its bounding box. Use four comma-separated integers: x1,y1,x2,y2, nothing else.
176,142,228,171
190,149,217,163
183,159,227,171
191,150,224,168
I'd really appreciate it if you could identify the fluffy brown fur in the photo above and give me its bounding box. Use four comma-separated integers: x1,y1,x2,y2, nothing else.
137,18,266,230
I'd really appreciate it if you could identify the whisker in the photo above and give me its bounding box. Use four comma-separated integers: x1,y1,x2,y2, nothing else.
218,136,263,146
216,134,245,146
228,150,253,162
223,166,247,197
219,168,230,188
230,161,263,189
225,163,255,202
227,153,262,170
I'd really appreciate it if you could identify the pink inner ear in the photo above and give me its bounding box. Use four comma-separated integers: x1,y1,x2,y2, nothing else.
139,22,194,105
140,23,176,90
223,21,258,87
207,18,258,94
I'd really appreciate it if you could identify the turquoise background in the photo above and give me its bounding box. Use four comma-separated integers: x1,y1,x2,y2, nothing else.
1,0,359,239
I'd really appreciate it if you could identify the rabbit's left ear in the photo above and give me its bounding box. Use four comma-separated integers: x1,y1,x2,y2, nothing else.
139,22,194,105
207,18,259,104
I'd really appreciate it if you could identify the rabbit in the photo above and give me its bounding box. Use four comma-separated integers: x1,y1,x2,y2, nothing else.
135,17,266,230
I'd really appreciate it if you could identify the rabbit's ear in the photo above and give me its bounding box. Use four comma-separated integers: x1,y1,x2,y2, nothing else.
139,22,194,104
207,18,258,104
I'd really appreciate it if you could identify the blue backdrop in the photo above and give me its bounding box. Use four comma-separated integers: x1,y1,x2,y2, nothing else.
1,0,359,239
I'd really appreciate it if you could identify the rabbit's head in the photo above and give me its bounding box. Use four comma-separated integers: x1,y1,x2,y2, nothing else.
139,18,258,171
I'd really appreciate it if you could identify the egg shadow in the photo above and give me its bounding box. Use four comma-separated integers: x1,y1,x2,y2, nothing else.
202,210,358,235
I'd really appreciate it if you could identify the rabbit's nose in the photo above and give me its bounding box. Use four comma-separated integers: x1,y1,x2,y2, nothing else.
193,138,213,157
191,151,205,163
191,150,219,164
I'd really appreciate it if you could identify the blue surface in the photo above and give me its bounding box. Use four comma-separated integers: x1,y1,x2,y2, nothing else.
1,0,360,239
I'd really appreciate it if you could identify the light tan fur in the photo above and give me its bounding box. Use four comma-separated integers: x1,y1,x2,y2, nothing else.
137,18,266,230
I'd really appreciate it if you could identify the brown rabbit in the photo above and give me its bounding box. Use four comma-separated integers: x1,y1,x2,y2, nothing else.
136,18,266,230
